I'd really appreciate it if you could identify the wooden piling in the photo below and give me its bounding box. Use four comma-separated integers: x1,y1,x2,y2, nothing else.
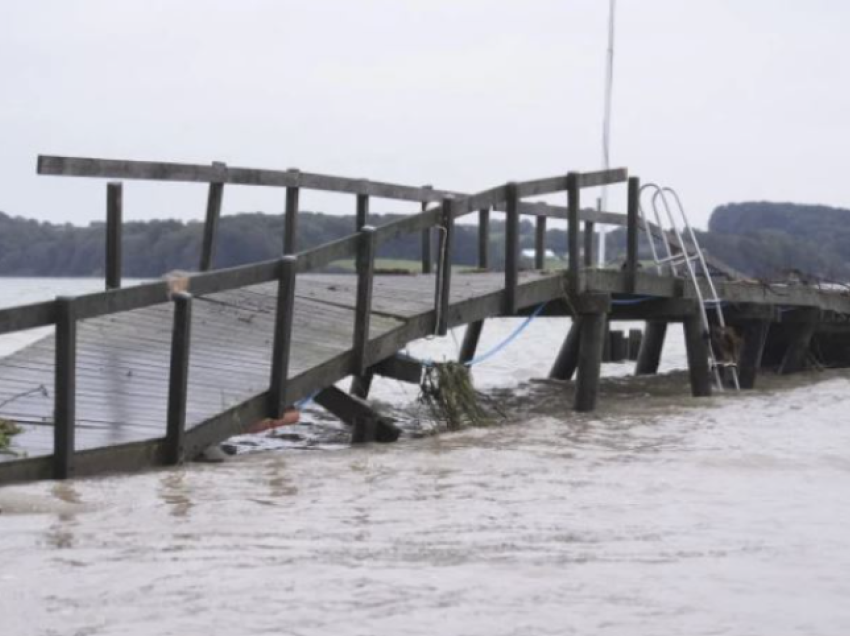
683,313,712,397
106,182,123,289
434,198,455,336
567,172,581,295
627,329,643,361
574,297,609,412
610,330,627,362
283,177,300,255
268,255,298,417
353,227,377,375
549,318,582,380
200,162,226,271
738,321,769,389
350,372,374,399
53,296,77,479
504,183,519,314
635,321,667,375
535,215,547,270
459,320,484,365
625,176,640,293
779,309,819,374
165,292,192,465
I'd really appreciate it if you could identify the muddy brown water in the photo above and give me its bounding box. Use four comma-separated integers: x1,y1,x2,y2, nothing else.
1,279,849,635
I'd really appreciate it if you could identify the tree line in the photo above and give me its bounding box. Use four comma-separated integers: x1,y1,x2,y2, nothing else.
1,200,848,281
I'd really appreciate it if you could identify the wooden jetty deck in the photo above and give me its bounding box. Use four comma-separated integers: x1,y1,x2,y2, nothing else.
2,156,850,485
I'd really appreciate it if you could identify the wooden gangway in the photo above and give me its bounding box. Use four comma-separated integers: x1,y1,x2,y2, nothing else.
2,156,849,485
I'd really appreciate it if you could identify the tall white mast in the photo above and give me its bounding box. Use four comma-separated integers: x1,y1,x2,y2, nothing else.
599,0,616,266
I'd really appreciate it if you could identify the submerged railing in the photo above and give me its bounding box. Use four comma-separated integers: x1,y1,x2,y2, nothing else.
1,155,635,480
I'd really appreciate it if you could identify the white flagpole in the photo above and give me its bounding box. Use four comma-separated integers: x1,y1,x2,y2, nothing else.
599,0,616,267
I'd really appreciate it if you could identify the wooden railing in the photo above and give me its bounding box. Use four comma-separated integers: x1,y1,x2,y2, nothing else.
1,156,634,479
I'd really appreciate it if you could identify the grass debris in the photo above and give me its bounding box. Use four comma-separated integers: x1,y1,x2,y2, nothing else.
419,361,493,431
0,418,22,454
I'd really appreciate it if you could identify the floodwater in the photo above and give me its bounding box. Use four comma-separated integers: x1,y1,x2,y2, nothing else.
1,278,850,636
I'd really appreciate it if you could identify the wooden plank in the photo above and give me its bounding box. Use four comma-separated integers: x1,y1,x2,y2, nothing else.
779,308,819,374
420,187,433,273
505,183,519,314
165,292,192,465
268,256,298,417
199,162,226,271
515,175,568,198
576,168,628,188
738,321,769,389
583,221,595,267
353,227,377,375
53,296,77,479
106,182,123,289
0,301,55,336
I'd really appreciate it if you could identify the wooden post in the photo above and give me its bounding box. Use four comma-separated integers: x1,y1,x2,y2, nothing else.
635,321,667,375
583,221,595,268
459,321,484,364
574,295,609,412
625,176,640,293
353,226,377,374
535,214,547,270
283,171,300,255
106,182,123,289
505,182,519,314
165,292,192,465
53,296,77,479
567,172,580,295
350,372,374,399
356,192,369,231
200,161,226,271
550,318,582,380
627,329,643,361
268,255,298,417
610,330,627,362
738,321,770,389
434,198,455,336
478,208,490,270
779,309,819,374
683,312,713,397
421,185,433,273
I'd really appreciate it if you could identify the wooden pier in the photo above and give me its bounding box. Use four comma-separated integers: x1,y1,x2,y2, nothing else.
1,155,849,485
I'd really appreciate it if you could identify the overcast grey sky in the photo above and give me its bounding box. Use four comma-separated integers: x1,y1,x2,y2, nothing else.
1,0,848,228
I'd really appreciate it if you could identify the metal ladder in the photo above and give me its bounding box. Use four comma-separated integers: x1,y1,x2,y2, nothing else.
639,184,740,391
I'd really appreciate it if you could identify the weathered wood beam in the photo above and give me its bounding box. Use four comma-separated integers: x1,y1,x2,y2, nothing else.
106,182,123,289
353,227,377,375
459,321,484,365
199,162,226,271
635,321,667,375
372,355,423,384
268,256,298,417
535,215,547,270
313,386,400,443
283,176,300,255
53,296,77,479
574,295,609,412
779,308,820,374
738,321,770,389
504,183,520,314
434,198,455,335
165,292,192,465
420,186,433,273
624,176,639,293
683,312,712,396
478,208,490,270
567,172,581,295
550,318,582,380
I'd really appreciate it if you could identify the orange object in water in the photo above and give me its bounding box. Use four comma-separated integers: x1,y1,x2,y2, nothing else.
245,408,300,434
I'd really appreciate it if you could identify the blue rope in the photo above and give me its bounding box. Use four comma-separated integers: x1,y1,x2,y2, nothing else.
294,390,319,409
464,302,547,367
